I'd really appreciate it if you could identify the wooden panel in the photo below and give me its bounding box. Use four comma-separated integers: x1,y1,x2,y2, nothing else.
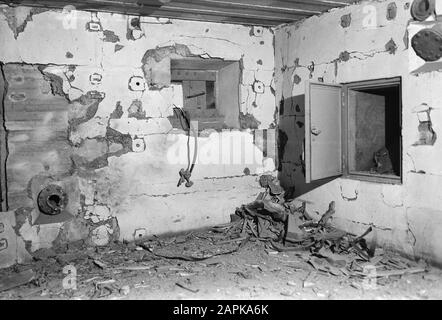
3,64,72,209
305,81,342,183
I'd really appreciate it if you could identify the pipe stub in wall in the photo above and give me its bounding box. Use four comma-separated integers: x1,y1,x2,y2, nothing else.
411,23,442,62
411,0,436,21
37,184,68,216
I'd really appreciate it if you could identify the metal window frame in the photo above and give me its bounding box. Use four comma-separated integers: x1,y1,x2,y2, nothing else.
341,77,403,185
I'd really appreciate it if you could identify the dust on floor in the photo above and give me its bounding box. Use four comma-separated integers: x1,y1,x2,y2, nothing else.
1,228,441,300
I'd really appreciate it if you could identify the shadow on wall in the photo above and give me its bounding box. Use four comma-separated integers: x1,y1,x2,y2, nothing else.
277,94,336,199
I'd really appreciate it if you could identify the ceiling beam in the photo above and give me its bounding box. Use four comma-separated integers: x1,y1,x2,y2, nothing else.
0,0,357,26
158,2,309,21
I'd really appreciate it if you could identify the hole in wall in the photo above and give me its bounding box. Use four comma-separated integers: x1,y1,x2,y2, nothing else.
37,184,68,216
47,194,62,208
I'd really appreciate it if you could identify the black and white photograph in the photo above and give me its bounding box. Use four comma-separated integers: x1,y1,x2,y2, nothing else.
0,0,441,308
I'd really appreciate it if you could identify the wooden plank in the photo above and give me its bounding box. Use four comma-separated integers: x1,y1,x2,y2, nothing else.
149,9,288,26
171,0,324,14
159,2,308,21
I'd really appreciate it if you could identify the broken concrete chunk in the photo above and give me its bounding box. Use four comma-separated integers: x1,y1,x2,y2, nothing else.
90,224,113,247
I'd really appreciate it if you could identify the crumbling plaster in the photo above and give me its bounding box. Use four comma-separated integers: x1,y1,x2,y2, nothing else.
275,0,442,265
0,5,277,267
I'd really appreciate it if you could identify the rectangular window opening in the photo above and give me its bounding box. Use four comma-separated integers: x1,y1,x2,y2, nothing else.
345,78,402,183
170,58,241,131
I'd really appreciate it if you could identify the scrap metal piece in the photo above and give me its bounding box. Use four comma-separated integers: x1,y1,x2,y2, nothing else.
177,169,193,188
318,201,336,226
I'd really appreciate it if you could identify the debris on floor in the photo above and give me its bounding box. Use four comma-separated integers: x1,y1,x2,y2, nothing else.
0,176,439,300
0,269,35,293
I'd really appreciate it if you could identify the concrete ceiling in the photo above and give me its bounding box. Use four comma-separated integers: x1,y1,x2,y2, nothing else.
0,0,359,27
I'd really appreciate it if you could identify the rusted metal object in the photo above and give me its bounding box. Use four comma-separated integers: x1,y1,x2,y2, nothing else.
411,0,435,21
37,184,68,215
411,23,442,62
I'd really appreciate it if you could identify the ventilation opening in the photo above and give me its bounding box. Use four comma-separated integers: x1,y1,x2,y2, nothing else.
47,194,62,208
37,185,67,216
170,58,241,131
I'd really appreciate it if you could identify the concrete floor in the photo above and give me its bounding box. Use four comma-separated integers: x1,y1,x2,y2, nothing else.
1,231,442,300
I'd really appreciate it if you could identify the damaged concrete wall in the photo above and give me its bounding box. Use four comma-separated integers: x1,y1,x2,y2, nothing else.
0,5,277,267
274,0,442,265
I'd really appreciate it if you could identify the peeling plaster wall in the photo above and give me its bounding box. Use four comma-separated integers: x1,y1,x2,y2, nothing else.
0,5,277,266
275,0,442,265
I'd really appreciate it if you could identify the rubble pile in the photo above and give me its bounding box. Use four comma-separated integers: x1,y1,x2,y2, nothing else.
224,175,426,278
0,175,433,299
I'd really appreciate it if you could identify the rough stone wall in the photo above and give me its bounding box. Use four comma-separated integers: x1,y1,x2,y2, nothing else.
0,6,277,268
274,0,442,265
